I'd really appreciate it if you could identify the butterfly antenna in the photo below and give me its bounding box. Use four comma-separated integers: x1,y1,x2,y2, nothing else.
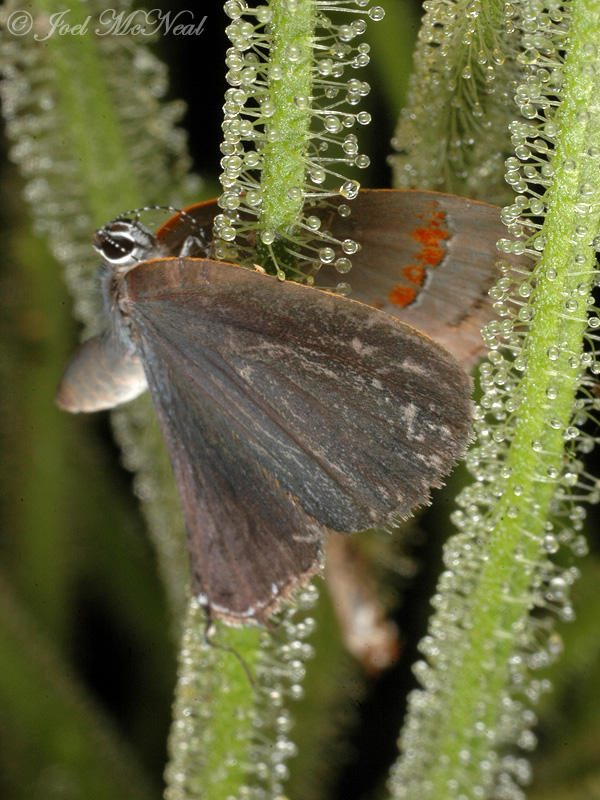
112,204,206,234
175,207,205,234
111,203,180,221
201,609,257,689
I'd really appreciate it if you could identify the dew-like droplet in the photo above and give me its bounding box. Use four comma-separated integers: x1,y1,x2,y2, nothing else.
335,257,352,273
339,179,360,199
319,247,335,263
368,5,385,21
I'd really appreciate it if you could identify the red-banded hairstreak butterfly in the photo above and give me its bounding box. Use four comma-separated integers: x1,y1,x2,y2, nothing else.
56,189,503,624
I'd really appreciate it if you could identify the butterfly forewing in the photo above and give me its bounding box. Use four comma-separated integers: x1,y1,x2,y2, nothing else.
121,258,472,620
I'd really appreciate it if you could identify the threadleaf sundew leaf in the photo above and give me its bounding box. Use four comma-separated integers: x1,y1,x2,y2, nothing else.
388,1,600,798
165,587,319,800
390,0,522,203
214,0,384,287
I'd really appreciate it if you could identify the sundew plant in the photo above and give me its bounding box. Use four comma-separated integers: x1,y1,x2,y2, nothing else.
214,0,380,286
0,1,600,800
388,1,600,798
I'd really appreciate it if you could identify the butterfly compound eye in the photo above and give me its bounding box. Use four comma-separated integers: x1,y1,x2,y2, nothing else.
93,219,158,267
94,230,136,261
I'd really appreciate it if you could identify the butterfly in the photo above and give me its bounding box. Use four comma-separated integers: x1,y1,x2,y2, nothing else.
56,189,505,624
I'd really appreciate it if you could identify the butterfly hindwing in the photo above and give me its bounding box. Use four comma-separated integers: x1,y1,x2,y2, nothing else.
55,331,147,412
322,190,507,369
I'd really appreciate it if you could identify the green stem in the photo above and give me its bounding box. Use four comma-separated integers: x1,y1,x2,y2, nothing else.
165,598,261,800
391,0,517,201
259,0,315,233
425,1,600,793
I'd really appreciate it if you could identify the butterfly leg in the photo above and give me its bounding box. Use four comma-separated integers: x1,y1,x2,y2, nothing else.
179,234,210,258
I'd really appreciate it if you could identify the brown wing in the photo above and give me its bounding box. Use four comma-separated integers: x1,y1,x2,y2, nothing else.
320,189,507,369
134,343,324,623
155,198,218,254
55,331,147,412
121,258,472,621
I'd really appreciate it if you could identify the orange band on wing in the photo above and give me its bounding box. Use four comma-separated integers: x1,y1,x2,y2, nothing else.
388,206,451,308
402,264,426,285
388,284,418,307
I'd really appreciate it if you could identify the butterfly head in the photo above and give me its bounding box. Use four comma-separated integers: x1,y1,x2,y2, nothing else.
93,217,161,272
